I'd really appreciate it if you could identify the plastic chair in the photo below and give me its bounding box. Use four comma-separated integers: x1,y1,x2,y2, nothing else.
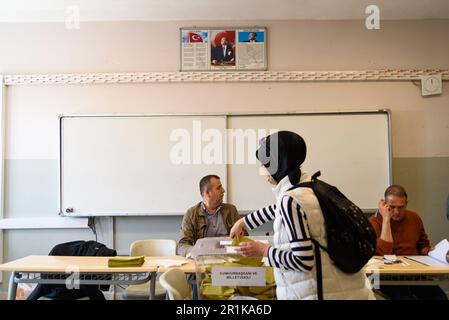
159,268,192,300
122,239,177,300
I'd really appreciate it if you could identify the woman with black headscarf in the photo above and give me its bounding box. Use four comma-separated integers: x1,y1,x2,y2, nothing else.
231,131,374,300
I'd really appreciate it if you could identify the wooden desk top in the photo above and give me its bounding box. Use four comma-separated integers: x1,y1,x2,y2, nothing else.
0,255,159,273
365,256,449,274
156,255,449,275
152,256,196,273
3,255,447,275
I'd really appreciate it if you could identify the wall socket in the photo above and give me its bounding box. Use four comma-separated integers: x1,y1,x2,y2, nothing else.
421,74,442,96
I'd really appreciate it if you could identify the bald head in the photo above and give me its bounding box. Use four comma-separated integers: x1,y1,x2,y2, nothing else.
384,185,408,200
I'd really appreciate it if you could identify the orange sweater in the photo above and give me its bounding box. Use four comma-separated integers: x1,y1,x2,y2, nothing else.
369,210,431,255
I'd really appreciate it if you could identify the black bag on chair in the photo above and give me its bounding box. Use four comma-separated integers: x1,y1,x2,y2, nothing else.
27,240,117,300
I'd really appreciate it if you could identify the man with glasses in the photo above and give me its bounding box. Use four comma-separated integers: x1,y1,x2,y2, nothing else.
369,185,447,300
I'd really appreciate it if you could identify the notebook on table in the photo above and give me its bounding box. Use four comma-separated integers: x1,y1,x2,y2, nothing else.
406,239,449,266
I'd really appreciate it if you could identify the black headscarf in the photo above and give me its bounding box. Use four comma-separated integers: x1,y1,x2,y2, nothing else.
255,131,307,185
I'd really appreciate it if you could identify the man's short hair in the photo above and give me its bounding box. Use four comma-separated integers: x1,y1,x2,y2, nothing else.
384,184,408,199
199,175,220,196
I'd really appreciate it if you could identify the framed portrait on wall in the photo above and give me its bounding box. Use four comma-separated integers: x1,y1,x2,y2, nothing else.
180,27,267,71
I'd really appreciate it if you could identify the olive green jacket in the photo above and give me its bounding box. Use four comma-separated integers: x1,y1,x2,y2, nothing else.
178,202,244,257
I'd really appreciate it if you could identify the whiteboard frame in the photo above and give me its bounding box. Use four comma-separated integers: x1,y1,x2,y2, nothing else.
59,110,392,216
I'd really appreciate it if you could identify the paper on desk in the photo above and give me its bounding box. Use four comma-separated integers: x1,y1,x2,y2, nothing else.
383,254,397,262
406,239,449,266
145,259,189,267
367,258,383,265
428,239,449,265
405,256,447,266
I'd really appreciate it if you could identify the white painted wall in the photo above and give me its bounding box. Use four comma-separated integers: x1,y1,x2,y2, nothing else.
2,21,448,158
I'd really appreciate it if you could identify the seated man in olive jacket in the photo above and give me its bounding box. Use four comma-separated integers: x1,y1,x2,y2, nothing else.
178,174,246,258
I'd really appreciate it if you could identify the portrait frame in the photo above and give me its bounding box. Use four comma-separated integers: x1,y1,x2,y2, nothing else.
180,27,267,71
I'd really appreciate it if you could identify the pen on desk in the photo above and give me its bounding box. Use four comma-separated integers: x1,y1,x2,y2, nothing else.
401,259,411,266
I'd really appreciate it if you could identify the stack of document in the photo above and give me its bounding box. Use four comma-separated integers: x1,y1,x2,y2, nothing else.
406,239,449,266
108,255,145,267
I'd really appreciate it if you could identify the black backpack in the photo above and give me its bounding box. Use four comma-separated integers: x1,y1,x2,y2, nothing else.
27,240,117,300
288,171,376,299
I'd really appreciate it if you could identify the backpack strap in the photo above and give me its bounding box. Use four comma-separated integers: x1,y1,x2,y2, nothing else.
287,170,321,192
286,171,328,255
287,170,325,300
287,181,312,192
311,238,324,300
311,170,321,180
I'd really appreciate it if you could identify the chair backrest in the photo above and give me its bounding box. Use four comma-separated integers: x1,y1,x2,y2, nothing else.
159,268,191,300
130,239,177,257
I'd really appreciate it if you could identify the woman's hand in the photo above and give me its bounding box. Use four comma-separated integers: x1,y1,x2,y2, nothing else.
235,241,270,257
230,218,246,239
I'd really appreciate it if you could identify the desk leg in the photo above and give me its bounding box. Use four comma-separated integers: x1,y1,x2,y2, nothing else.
149,272,156,300
8,272,18,300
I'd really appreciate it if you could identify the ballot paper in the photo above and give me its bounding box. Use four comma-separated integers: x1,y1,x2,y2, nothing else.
406,239,449,266
226,246,239,254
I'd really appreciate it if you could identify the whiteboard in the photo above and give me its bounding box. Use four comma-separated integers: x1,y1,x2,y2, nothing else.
227,111,391,212
60,115,227,215
60,111,391,216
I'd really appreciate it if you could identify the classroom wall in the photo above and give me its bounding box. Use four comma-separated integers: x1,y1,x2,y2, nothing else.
1,20,448,293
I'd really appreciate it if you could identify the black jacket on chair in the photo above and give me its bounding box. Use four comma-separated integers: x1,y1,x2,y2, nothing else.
27,240,117,300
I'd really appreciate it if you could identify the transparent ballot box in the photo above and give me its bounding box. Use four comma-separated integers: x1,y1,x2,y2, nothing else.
191,236,276,300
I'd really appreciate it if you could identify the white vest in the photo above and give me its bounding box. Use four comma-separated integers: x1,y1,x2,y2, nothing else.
271,171,374,300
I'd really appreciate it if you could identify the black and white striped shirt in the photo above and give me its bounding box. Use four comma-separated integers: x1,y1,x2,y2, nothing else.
244,195,315,272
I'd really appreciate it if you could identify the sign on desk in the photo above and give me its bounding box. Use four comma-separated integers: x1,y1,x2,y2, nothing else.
212,267,266,286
